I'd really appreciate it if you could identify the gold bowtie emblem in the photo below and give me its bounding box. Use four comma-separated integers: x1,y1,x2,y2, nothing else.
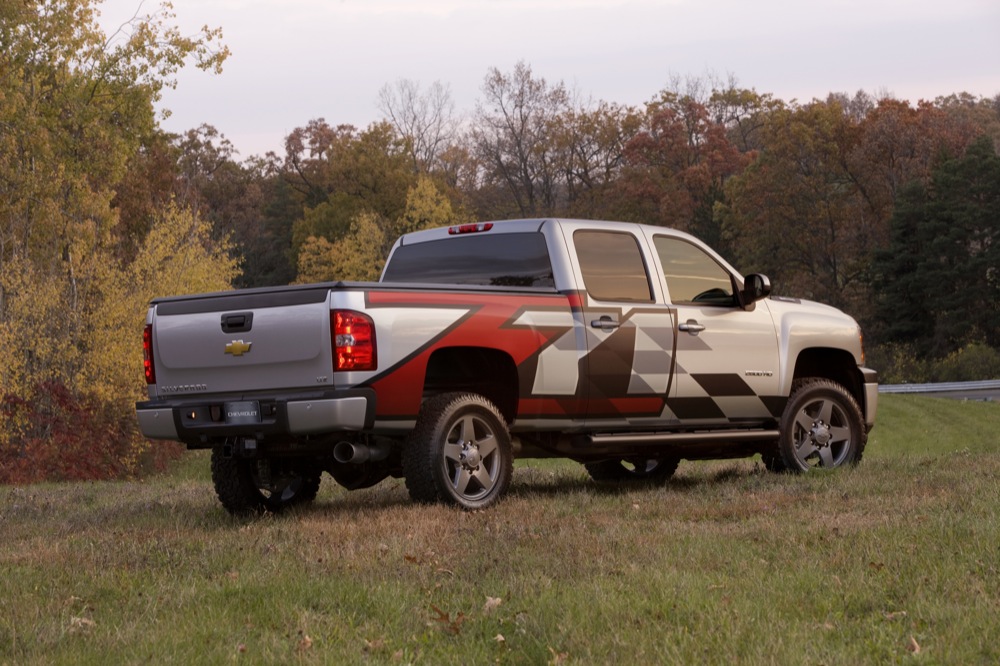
225,340,252,356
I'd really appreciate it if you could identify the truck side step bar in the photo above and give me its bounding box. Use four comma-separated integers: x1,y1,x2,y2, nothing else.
585,429,780,447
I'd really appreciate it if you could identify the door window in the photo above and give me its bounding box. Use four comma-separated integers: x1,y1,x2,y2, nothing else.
574,230,653,302
654,236,735,306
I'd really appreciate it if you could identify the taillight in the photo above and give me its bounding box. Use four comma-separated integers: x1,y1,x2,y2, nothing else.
143,324,156,384
332,310,376,371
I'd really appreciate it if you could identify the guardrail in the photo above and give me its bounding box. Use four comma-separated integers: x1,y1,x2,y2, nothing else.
878,380,1000,394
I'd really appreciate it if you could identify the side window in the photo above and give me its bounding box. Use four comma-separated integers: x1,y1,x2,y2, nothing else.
654,236,735,306
574,230,653,302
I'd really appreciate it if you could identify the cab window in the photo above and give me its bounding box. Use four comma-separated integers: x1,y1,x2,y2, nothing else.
574,230,653,302
654,236,735,306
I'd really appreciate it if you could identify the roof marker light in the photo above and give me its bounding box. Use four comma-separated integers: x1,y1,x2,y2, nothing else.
448,222,494,235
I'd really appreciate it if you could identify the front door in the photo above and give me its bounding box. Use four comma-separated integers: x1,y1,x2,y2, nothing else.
648,233,782,426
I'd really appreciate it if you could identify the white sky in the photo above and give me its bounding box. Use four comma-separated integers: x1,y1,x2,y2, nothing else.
97,0,1000,158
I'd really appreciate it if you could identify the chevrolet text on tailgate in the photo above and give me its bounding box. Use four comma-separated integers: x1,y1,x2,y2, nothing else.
136,219,878,515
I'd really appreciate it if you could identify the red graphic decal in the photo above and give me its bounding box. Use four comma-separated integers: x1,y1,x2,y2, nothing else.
365,291,575,418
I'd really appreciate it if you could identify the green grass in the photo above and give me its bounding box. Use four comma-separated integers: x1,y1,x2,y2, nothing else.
2,395,998,664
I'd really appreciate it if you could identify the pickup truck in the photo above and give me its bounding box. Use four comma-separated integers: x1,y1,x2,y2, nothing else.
136,218,878,515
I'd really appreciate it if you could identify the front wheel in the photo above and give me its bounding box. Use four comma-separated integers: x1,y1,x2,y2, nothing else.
776,378,866,472
211,446,322,516
403,393,513,510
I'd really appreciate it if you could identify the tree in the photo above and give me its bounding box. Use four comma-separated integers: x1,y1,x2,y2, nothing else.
721,100,869,311
874,136,1000,355
0,0,232,479
377,79,459,174
472,61,570,217
551,101,643,219
613,91,749,250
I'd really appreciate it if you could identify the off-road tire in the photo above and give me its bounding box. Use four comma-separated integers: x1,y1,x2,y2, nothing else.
402,393,513,509
211,447,321,516
777,378,866,472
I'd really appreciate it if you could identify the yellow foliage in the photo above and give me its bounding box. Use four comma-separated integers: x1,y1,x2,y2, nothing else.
295,212,387,283
0,202,238,466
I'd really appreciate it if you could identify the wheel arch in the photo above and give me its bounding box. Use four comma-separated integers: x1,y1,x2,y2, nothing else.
423,347,519,424
791,347,868,418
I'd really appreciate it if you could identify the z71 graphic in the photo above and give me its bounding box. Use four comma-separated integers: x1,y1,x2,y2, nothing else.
136,218,878,514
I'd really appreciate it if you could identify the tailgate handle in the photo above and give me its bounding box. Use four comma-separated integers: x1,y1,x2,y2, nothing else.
221,312,254,333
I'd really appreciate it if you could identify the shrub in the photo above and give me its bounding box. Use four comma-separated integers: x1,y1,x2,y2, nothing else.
0,382,182,485
931,343,1000,382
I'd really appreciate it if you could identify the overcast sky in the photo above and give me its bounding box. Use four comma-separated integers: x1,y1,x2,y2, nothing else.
97,0,1000,158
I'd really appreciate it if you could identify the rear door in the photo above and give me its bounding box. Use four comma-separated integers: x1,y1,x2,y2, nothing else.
560,222,678,429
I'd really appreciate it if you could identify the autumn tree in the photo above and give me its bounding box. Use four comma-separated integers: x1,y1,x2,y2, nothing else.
471,61,570,217
550,101,643,219
720,100,866,311
295,176,463,284
283,120,415,255
611,91,749,251
0,0,233,480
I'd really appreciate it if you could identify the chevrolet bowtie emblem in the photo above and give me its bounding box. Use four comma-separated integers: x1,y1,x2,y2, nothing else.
225,340,252,356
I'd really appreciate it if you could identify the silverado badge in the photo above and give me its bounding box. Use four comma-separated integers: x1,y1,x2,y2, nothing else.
225,340,252,356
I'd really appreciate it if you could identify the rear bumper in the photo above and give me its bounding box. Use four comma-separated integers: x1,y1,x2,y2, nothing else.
135,388,375,447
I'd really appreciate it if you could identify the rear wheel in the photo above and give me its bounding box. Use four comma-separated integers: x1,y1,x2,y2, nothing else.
211,446,321,516
777,378,865,472
584,457,679,484
403,393,513,510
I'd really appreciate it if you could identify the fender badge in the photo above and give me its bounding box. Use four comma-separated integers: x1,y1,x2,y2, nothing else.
225,340,252,356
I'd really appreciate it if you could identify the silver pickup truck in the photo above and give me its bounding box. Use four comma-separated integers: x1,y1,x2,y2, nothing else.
136,218,878,514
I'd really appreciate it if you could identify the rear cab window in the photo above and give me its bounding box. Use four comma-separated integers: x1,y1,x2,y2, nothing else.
382,232,555,287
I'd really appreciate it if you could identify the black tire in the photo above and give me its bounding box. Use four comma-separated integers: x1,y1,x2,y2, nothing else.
402,393,513,510
210,447,322,516
777,378,866,472
584,457,679,484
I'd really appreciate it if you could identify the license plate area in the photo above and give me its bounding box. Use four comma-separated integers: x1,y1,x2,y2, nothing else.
224,400,261,425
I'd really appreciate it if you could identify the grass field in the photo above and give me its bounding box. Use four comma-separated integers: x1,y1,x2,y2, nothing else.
2,395,998,665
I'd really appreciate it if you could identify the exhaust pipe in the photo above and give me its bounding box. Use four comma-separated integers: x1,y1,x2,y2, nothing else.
333,440,391,465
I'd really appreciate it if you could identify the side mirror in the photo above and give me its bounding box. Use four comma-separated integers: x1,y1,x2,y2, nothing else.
742,273,771,304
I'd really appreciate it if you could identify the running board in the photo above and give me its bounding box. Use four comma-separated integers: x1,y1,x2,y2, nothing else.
585,429,780,447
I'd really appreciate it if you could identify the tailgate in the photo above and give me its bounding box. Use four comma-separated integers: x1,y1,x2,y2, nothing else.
151,289,333,395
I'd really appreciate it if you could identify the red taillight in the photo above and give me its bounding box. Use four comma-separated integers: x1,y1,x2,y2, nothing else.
332,310,376,371
448,222,493,235
143,324,156,384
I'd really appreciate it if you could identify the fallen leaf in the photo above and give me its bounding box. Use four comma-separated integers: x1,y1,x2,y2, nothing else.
68,617,95,633
297,634,313,652
494,633,506,644
483,596,503,615
884,611,908,621
237,643,247,654
430,605,467,635
907,636,921,654
548,647,569,665
364,638,386,652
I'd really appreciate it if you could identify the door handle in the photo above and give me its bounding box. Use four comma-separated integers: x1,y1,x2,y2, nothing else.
678,319,705,335
590,315,620,330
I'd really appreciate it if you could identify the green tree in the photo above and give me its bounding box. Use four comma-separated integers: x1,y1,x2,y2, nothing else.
874,136,1000,355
